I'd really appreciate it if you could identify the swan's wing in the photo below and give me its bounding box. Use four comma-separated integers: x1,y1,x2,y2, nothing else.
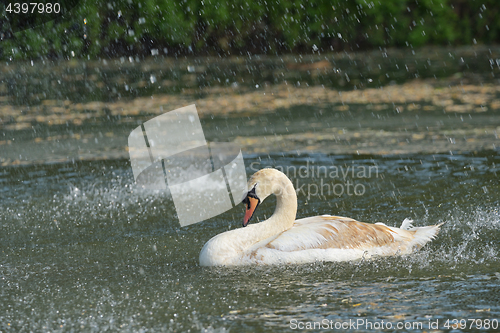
264,215,412,252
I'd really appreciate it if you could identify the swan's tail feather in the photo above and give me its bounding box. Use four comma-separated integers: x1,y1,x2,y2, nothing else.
410,222,445,248
400,218,415,230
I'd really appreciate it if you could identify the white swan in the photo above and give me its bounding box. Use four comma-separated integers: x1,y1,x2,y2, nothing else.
199,168,443,266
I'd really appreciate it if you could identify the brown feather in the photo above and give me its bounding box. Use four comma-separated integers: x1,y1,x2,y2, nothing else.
265,216,397,251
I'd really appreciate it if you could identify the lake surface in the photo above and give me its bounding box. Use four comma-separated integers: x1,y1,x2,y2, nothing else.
1,47,500,332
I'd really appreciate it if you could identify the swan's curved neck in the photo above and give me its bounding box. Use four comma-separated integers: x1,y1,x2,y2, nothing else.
265,173,297,232
237,172,298,249
273,184,297,226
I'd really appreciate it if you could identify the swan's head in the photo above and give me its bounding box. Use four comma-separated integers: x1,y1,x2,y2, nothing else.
242,185,260,227
241,168,292,227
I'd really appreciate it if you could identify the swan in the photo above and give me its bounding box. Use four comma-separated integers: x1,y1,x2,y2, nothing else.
199,168,443,266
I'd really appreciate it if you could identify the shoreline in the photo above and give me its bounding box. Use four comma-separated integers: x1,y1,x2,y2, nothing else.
1,76,500,166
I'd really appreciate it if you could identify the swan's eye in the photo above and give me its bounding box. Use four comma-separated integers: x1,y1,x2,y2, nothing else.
247,186,257,198
242,186,258,205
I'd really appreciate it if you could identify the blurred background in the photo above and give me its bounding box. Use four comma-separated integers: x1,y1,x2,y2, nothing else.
0,1,499,332
1,0,500,59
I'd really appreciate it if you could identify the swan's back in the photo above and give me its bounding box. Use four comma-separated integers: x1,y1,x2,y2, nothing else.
237,216,442,265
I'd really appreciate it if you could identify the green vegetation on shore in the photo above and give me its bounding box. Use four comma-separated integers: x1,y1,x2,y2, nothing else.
1,0,499,60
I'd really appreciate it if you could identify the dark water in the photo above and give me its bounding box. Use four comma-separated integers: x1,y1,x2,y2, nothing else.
2,46,500,106
1,47,500,332
1,151,499,332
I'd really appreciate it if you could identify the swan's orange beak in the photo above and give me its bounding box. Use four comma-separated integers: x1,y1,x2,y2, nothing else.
242,189,260,227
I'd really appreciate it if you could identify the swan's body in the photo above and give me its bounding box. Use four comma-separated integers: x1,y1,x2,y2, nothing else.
199,168,443,266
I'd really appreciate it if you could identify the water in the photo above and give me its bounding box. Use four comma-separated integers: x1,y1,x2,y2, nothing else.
3,46,500,107
1,48,500,331
1,152,499,332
